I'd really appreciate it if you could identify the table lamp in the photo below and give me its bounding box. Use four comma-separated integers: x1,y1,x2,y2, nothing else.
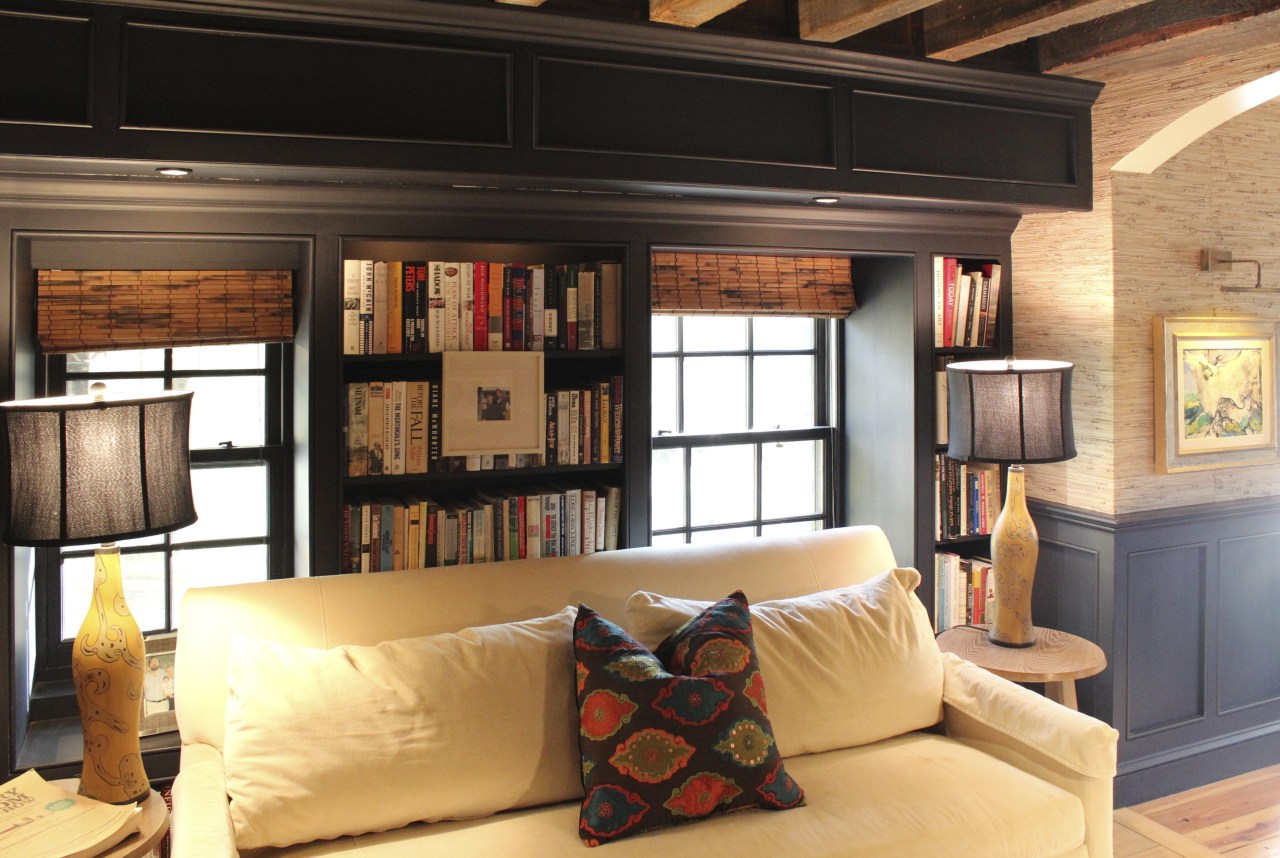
0,384,196,804
946,358,1075,648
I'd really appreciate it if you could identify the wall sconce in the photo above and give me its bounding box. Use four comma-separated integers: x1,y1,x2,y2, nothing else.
1201,248,1280,293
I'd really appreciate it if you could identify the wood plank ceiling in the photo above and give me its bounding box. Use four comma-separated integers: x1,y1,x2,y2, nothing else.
491,0,1280,74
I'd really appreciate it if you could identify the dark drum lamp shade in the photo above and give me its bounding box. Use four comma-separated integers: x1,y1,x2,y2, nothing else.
1,389,197,547
947,359,1076,465
945,359,1076,649
0,386,196,805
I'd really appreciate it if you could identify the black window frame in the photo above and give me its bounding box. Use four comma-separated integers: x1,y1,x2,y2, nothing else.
650,316,839,543
33,344,291,681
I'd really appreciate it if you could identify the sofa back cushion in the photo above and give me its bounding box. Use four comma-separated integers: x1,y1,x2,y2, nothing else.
625,568,943,757
222,606,581,850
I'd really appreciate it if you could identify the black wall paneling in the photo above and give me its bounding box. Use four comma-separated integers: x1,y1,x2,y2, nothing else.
1032,496,1280,806
0,9,92,126
123,23,512,145
0,0,1101,211
535,57,835,168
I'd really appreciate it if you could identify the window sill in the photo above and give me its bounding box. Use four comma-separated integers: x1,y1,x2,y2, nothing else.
17,716,182,786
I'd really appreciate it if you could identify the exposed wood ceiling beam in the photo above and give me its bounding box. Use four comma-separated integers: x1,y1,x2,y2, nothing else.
1034,0,1280,72
923,0,1154,61
650,0,750,27
798,0,940,42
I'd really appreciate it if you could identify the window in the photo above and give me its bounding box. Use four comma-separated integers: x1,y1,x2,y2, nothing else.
37,343,290,674
650,315,837,545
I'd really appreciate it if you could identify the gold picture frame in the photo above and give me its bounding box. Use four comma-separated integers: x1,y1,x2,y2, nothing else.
441,351,545,456
1154,316,1280,473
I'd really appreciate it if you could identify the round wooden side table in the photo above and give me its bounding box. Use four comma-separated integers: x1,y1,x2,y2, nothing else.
934,624,1106,710
51,779,170,858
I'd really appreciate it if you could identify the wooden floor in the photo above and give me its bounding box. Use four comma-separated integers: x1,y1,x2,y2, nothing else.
1116,763,1280,856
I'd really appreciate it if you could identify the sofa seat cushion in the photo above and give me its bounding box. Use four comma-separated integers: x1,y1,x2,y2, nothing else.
254,733,1086,858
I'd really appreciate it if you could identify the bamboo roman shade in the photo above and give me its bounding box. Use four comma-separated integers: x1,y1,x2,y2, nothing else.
651,252,856,317
37,269,294,353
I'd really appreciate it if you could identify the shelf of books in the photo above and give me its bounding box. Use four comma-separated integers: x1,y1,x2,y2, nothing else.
338,243,627,574
931,254,1005,629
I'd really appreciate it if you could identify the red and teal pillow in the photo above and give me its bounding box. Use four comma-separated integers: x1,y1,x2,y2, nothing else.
573,591,804,846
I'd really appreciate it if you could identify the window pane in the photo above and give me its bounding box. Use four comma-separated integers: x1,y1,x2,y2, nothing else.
753,356,815,429
651,447,686,531
652,316,679,353
65,350,163,374
66,377,164,398
762,440,823,519
172,343,265,371
650,532,687,547
683,316,747,352
690,444,754,526
690,526,756,544
177,376,266,448
174,464,268,544
761,520,823,537
753,317,814,351
683,356,748,434
171,544,269,625
61,551,167,639
651,357,679,437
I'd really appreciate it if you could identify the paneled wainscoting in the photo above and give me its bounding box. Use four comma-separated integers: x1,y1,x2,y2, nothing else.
1029,496,1280,807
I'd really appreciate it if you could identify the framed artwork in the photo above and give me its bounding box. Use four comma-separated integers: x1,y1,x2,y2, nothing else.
139,632,178,737
1154,316,1280,473
441,351,545,456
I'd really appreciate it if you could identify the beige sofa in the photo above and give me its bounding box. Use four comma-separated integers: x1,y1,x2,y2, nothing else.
171,526,1118,857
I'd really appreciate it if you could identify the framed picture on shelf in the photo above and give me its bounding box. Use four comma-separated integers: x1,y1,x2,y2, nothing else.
442,351,545,456
1154,316,1280,473
140,632,178,737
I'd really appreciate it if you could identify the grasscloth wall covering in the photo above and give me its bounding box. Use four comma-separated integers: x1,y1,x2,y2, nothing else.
1013,44,1280,516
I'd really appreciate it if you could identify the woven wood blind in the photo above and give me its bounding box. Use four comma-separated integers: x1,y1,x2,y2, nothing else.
37,269,294,353
651,252,856,317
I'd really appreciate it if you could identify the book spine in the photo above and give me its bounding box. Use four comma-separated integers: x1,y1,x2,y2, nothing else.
601,261,622,350
591,385,603,464
545,392,558,464
385,261,403,355
565,265,578,350
933,255,945,348
578,266,596,350
342,259,362,354
502,265,514,351
511,265,527,352
406,381,426,474
603,484,620,551
341,504,352,573
372,261,388,354
488,262,505,351
401,262,418,353
379,501,395,572
611,375,624,463
942,257,957,348
428,261,446,353
569,390,581,465
359,503,372,573
473,261,489,351
460,262,474,352
545,265,560,351
530,265,545,351
443,262,461,352
582,488,596,554
365,380,385,475
983,263,1002,347
358,260,374,354
542,492,561,557
391,381,406,475
565,488,582,555
380,382,394,476
347,383,368,478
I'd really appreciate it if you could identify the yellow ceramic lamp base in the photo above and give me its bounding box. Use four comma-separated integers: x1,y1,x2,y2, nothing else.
73,543,150,804
988,466,1038,648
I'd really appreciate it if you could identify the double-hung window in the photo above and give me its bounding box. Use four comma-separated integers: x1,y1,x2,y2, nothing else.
650,315,838,544
38,343,288,673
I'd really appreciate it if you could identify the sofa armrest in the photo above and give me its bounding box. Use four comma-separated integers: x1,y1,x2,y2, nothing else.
171,743,239,858
941,653,1118,858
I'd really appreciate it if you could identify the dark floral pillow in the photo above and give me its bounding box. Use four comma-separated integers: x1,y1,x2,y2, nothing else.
573,591,804,846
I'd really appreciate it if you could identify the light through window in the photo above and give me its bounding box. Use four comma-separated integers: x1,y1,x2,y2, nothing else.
47,344,287,651
650,316,836,544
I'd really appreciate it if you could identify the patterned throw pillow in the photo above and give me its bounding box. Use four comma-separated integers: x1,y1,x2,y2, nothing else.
573,591,804,846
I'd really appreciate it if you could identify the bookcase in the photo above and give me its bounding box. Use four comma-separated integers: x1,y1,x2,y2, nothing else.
338,237,627,573
930,255,1009,632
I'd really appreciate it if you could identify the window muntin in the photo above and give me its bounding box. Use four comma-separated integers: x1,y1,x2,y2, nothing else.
45,344,287,662
650,316,836,543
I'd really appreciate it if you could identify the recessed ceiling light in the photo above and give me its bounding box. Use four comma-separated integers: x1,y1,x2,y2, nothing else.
813,196,839,204
156,167,192,177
